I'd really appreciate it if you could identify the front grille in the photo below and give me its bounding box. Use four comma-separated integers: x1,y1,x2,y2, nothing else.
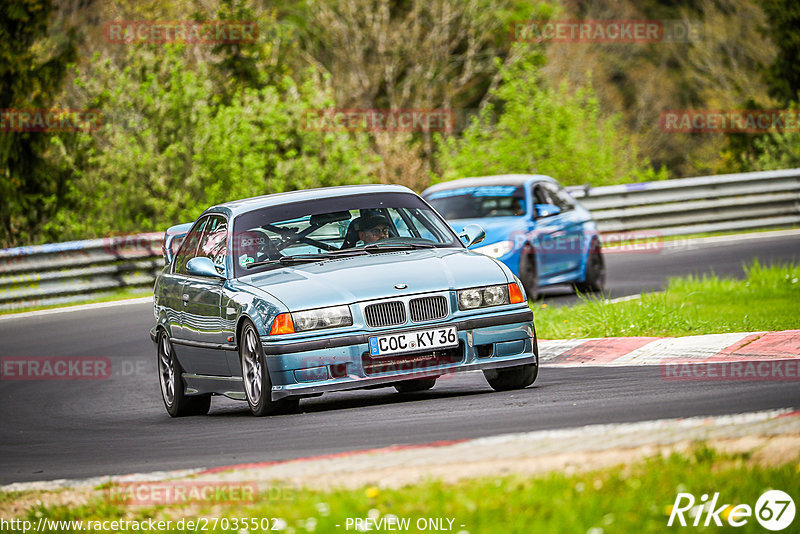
364,301,406,328
409,296,448,323
361,343,464,375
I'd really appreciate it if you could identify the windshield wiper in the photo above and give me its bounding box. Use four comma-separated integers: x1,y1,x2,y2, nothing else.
363,243,436,253
245,249,370,269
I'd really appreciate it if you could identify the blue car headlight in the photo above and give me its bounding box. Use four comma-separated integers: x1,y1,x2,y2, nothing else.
292,305,353,332
473,240,514,258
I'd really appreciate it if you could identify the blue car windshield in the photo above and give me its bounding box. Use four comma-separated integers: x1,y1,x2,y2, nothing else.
425,185,526,219
232,192,460,277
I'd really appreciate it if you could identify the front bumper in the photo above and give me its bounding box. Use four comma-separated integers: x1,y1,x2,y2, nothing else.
263,308,537,400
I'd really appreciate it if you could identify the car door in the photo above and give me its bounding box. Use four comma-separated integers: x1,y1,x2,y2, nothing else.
178,215,232,377
530,183,563,277
541,182,584,275
167,217,209,342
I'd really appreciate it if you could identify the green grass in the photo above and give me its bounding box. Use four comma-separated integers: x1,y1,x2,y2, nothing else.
602,226,798,249
0,288,151,316
4,447,798,533
534,261,800,338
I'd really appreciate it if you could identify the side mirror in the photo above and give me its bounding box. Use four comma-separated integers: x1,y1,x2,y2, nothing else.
535,203,561,218
458,224,486,247
186,257,226,280
162,222,192,265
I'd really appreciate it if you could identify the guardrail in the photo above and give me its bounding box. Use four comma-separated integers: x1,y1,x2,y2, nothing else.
1,169,799,311
0,234,163,312
566,168,800,237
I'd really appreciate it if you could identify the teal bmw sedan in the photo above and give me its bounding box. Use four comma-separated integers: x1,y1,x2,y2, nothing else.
151,185,538,417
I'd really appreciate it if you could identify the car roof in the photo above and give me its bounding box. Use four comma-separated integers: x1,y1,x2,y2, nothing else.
422,174,557,195
203,184,417,218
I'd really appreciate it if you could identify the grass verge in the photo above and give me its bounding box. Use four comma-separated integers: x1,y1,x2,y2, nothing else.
4,446,798,533
602,225,799,249
534,261,800,338
0,288,151,316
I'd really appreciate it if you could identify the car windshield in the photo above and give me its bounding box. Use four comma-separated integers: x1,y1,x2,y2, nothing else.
232,191,461,277
425,185,526,219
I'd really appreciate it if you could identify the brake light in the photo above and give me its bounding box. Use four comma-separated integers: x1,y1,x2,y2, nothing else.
508,282,525,304
269,313,295,335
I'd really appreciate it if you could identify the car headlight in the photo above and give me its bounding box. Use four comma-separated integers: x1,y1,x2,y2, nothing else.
473,241,514,258
458,284,511,310
292,305,353,332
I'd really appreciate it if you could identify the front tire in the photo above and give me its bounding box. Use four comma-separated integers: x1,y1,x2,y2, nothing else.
240,320,299,417
157,330,211,417
483,363,538,392
519,244,538,301
575,241,605,294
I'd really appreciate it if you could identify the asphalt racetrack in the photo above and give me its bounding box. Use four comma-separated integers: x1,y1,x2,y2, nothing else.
1,232,798,483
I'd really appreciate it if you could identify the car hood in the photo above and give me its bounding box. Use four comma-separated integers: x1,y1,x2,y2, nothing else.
237,248,508,310
448,217,528,249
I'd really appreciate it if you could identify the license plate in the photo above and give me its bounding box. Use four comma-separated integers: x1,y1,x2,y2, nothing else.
369,326,458,357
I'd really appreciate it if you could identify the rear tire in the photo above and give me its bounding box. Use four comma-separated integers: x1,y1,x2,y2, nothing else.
575,241,605,293
518,245,538,300
394,378,437,393
484,363,538,392
157,330,211,417
240,320,299,416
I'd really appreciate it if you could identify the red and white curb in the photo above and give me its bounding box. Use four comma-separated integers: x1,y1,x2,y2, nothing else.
540,330,800,367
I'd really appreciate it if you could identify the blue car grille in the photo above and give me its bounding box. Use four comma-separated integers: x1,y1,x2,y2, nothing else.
409,296,448,323
364,301,407,327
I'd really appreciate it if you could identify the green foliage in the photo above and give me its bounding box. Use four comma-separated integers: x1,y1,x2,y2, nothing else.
46,46,377,240
0,0,78,247
534,260,800,339
12,449,800,533
433,57,667,186
760,0,800,105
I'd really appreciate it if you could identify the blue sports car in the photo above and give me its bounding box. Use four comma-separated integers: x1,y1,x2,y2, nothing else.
151,185,538,417
422,175,605,300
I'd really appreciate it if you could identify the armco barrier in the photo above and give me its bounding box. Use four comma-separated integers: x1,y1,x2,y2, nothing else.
566,168,800,236
0,233,162,311
1,169,799,311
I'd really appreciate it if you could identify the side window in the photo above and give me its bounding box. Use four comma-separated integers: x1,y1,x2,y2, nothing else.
173,218,208,275
541,183,575,212
532,185,555,206
196,216,229,273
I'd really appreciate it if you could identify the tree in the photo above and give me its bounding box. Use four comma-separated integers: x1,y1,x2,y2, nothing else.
0,0,79,247
434,57,666,186
760,0,800,105
47,45,378,240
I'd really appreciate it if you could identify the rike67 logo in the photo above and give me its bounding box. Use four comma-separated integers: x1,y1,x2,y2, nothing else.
668,490,795,531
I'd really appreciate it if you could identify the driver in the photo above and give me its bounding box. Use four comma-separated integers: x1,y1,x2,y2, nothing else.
358,214,391,244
